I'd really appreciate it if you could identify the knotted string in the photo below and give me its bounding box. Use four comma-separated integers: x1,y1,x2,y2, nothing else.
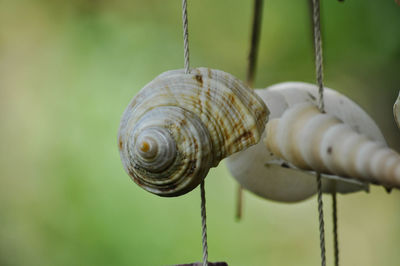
182,1,208,265
311,0,327,265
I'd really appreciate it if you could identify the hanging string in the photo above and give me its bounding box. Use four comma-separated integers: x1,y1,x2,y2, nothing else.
182,1,208,265
311,0,324,112
235,185,243,221
236,0,264,221
332,186,339,266
182,0,190,74
200,181,209,266
316,173,326,266
311,0,327,265
247,0,264,88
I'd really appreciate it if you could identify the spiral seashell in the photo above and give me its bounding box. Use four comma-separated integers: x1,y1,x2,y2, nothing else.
118,67,268,197
265,102,400,189
394,91,400,129
226,82,379,202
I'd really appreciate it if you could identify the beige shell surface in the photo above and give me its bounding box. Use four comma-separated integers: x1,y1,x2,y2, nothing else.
226,82,378,202
394,91,400,129
266,103,400,189
226,131,362,202
261,82,386,143
118,68,268,197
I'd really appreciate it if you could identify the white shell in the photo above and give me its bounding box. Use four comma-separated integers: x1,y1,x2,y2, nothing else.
118,68,268,197
226,82,381,202
394,91,400,129
265,102,400,188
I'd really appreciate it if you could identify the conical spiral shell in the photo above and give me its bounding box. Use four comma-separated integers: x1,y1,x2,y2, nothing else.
226,82,376,202
265,102,400,189
118,67,268,197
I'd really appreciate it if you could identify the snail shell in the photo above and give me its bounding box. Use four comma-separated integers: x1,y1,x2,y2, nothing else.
394,91,400,129
118,67,268,197
226,82,380,202
265,102,400,189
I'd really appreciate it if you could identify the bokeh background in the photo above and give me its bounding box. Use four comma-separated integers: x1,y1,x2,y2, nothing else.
1,0,399,265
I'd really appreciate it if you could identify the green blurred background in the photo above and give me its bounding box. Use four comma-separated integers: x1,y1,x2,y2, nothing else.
0,0,399,265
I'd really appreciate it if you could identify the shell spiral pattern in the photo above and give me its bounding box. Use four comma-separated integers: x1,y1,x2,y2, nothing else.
265,102,400,189
118,67,268,197
226,82,381,202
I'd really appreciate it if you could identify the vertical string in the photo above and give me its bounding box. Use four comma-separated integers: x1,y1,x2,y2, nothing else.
316,173,326,266
236,185,243,221
236,0,264,221
247,0,264,88
182,1,208,264
311,0,324,112
182,0,190,74
332,187,339,266
311,0,326,265
200,181,209,266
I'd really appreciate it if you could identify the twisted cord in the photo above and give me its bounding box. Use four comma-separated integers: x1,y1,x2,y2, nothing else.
182,0,190,74
316,173,326,266
311,0,326,265
182,2,207,264
312,0,324,112
332,191,339,266
200,181,208,266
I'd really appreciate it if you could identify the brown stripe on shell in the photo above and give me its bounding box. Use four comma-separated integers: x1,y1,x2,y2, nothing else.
194,74,203,87
118,67,268,196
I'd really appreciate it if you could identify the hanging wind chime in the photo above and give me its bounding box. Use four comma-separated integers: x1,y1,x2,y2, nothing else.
117,0,400,265
227,1,400,266
117,0,268,265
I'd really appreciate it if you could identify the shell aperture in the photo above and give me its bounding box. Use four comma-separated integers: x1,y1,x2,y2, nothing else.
118,68,268,197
